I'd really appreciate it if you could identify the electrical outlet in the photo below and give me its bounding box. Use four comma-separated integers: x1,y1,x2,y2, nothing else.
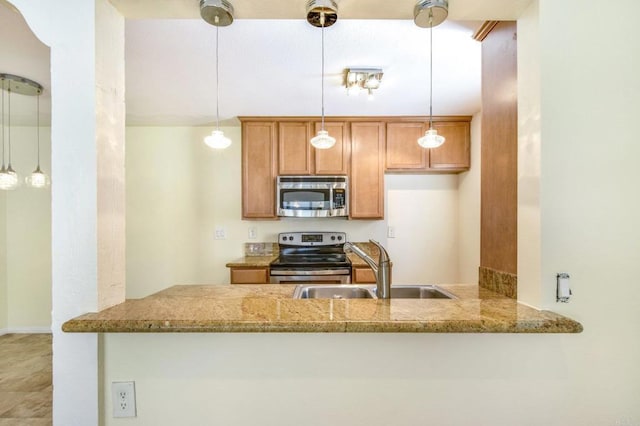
215,227,226,240
248,226,257,240
387,226,396,238
112,381,136,418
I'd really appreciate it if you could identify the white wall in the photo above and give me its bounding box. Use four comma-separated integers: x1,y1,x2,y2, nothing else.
4,126,51,330
126,124,480,297
103,2,640,425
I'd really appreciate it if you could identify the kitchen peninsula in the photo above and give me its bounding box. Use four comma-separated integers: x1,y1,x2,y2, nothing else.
62,284,582,334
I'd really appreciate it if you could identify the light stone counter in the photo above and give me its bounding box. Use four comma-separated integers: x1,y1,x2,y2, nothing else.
62,284,583,334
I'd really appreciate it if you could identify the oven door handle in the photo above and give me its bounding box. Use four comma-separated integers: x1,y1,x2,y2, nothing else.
270,268,351,276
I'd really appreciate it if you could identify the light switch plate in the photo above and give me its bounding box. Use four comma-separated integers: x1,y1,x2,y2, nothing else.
387,226,396,238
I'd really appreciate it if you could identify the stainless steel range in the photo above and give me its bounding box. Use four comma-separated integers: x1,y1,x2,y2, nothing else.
269,232,351,284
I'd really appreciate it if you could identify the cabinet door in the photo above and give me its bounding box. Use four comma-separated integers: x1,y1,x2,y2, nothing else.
242,122,277,219
230,267,269,284
278,122,312,175
350,122,385,219
385,122,428,171
352,266,376,283
313,121,349,175
429,121,470,170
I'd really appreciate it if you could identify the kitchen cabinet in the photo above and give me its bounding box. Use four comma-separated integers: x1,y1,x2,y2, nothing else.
278,122,312,175
352,266,376,284
230,267,270,284
242,121,277,219
350,122,385,219
430,121,471,170
278,120,349,175
313,121,349,175
385,119,471,172
385,122,428,170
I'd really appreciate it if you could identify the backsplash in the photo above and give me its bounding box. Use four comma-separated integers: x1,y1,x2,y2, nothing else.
243,242,278,257
478,266,517,299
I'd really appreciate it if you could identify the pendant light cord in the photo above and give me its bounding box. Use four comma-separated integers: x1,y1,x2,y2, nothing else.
429,12,433,130
7,88,11,166
321,14,326,131
1,83,5,168
216,23,220,130
37,93,41,168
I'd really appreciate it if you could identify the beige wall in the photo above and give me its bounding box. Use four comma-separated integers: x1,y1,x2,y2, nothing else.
458,111,481,283
126,123,480,297
0,190,6,331
4,126,51,330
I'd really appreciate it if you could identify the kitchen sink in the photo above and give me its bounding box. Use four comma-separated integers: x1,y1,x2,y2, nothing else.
292,285,375,299
371,285,457,299
292,284,456,299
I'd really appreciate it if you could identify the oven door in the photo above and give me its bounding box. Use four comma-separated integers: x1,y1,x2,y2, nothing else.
270,268,351,284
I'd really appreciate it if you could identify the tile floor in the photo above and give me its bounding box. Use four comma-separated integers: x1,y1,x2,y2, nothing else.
0,334,52,425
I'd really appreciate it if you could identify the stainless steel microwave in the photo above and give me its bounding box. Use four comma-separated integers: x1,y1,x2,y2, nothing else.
276,176,348,218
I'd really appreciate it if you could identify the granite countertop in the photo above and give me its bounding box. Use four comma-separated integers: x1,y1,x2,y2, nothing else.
62,284,583,334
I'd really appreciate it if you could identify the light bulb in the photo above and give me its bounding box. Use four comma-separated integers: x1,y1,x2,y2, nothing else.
204,130,232,150
26,167,51,188
310,130,336,149
0,166,19,190
367,88,374,101
417,128,446,148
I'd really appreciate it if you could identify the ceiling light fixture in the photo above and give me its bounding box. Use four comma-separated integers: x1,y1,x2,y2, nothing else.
307,0,338,150
200,0,234,150
344,68,384,100
414,0,448,149
1,74,45,190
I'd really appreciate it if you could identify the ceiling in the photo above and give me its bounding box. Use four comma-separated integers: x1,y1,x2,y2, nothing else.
0,0,532,126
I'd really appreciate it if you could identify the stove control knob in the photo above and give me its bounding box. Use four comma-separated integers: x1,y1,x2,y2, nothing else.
331,236,336,241
288,236,294,241
337,235,343,241
282,236,287,241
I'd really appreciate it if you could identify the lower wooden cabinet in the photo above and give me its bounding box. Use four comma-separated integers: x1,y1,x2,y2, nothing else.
230,267,270,284
352,266,376,284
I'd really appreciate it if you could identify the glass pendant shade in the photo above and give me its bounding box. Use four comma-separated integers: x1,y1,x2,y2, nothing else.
204,129,231,149
417,128,445,148
0,166,19,190
26,166,50,188
0,164,20,191
310,130,336,149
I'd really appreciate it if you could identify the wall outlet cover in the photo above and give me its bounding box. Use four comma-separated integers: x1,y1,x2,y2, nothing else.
112,381,136,418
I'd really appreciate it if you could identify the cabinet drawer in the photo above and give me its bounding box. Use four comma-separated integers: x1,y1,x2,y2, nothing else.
352,267,376,283
230,268,269,284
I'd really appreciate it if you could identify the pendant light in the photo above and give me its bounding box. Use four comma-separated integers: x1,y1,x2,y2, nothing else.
307,0,338,150
0,83,19,190
201,0,234,150
415,0,447,149
26,91,50,188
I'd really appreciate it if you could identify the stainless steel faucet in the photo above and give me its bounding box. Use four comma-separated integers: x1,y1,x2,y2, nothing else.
344,240,391,299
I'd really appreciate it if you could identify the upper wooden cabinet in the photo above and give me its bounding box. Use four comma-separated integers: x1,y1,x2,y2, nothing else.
386,122,429,170
430,121,471,170
277,120,349,176
350,122,385,219
385,118,471,172
313,121,349,175
278,122,312,175
242,121,277,219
